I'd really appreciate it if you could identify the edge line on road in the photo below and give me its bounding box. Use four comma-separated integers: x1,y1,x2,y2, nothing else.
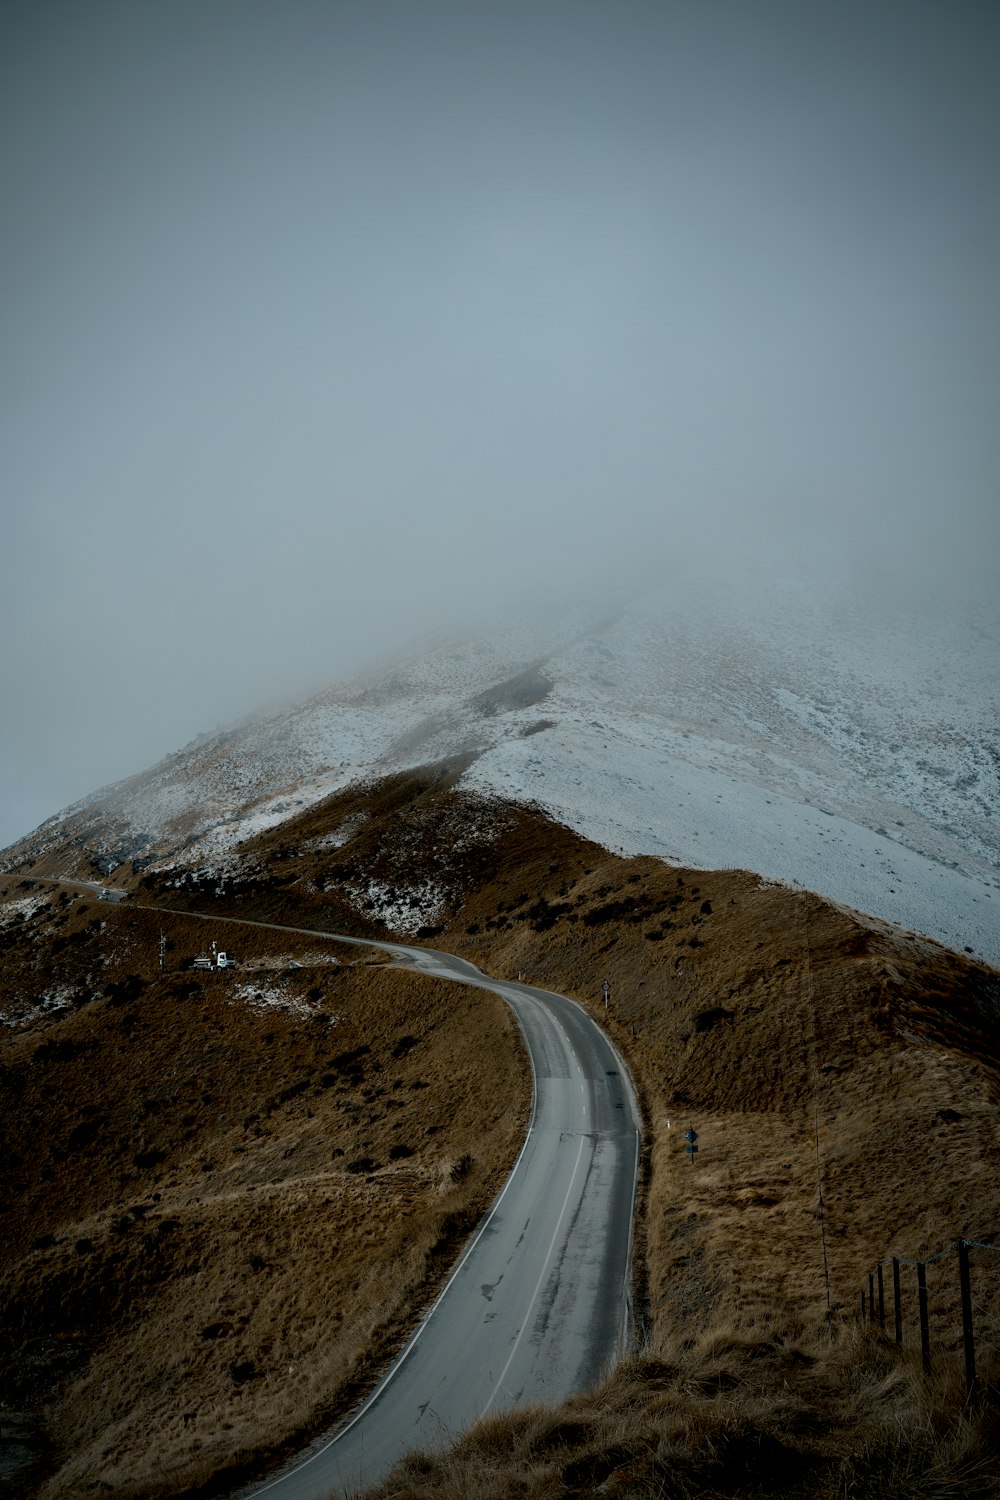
109,900,639,1496
247,940,542,1495
481,1132,588,1417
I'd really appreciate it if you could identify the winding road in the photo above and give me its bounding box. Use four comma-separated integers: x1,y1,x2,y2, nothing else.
247,933,640,1498
51,889,641,1499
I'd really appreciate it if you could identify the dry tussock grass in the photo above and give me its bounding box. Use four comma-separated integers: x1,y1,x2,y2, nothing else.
358,1322,998,1499
443,818,1000,1348
264,770,999,1496
0,887,529,1498
5,765,1000,1496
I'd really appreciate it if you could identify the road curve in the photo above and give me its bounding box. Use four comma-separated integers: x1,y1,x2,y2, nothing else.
128,909,641,1500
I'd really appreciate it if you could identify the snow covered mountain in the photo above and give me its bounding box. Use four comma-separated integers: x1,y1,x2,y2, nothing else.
6,571,998,965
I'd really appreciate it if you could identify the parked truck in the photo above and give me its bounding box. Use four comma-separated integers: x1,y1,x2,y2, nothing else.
192,949,238,971
191,948,238,972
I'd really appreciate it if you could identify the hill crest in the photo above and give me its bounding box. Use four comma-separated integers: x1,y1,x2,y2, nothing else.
3,580,997,963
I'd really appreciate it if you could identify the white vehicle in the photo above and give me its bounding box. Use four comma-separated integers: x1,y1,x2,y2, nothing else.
191,949,237,971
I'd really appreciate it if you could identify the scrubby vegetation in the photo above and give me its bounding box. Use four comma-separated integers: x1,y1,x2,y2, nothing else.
0,886,528,1498
3,760,999,1497
360,1324,998,1499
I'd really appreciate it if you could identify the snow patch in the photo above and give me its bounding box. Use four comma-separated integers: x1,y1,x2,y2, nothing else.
345,876,448,935
0,893,48,925
242,953,340,972
303,813,370,852
229,981,337,1021
2,985,77,1028
7,579,998,965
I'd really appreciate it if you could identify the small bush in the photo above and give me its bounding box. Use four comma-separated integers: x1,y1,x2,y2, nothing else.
274,1079,309,1106
67,1118,102,1151
34,1036,82,1063
692,1007,733,1033
104,975,146,1007
525,898,572,932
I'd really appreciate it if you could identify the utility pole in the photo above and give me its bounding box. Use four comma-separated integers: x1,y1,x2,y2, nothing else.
159,932,166,972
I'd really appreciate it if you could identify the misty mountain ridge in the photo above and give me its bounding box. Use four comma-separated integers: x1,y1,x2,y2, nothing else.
5,574,997,965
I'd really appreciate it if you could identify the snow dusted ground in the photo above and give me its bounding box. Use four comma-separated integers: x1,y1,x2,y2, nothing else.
6,577,997,964
462,578,998,963
0,892,49,926
229,980,341,1023
0,987,76,1029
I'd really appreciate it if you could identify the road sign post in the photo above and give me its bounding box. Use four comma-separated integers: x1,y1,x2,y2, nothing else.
683,1127,698,1166
602,980,610,1010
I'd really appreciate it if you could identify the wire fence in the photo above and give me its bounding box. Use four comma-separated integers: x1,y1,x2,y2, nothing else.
859,1238,1000,1395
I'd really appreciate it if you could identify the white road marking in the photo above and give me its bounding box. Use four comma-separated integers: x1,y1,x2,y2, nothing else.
482,1133,588,1416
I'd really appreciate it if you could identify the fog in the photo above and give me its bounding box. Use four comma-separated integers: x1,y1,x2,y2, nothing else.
2,0,998,849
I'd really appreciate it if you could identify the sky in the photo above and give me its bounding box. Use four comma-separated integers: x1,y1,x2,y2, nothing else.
2,0,998,849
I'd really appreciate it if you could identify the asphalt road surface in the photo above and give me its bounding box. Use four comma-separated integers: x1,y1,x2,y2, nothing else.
117,908,641,1500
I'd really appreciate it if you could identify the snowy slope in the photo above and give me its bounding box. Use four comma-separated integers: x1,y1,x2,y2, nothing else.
6,577,998,964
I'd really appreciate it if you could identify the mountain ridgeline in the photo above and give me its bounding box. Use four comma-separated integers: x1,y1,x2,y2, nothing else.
2,586,999,1497
4,582,997,964
2,760,999,1497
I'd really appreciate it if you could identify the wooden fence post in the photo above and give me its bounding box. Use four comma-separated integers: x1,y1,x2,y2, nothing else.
958,1240,976,1398
917,1261,930,1374
892,1257,902,1346
877,1262,886,1330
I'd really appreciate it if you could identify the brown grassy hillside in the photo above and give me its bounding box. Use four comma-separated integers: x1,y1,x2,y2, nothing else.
449,844,1000,1352
359,1325,997,1500
0,884,529,1498
4,760,1000,1497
